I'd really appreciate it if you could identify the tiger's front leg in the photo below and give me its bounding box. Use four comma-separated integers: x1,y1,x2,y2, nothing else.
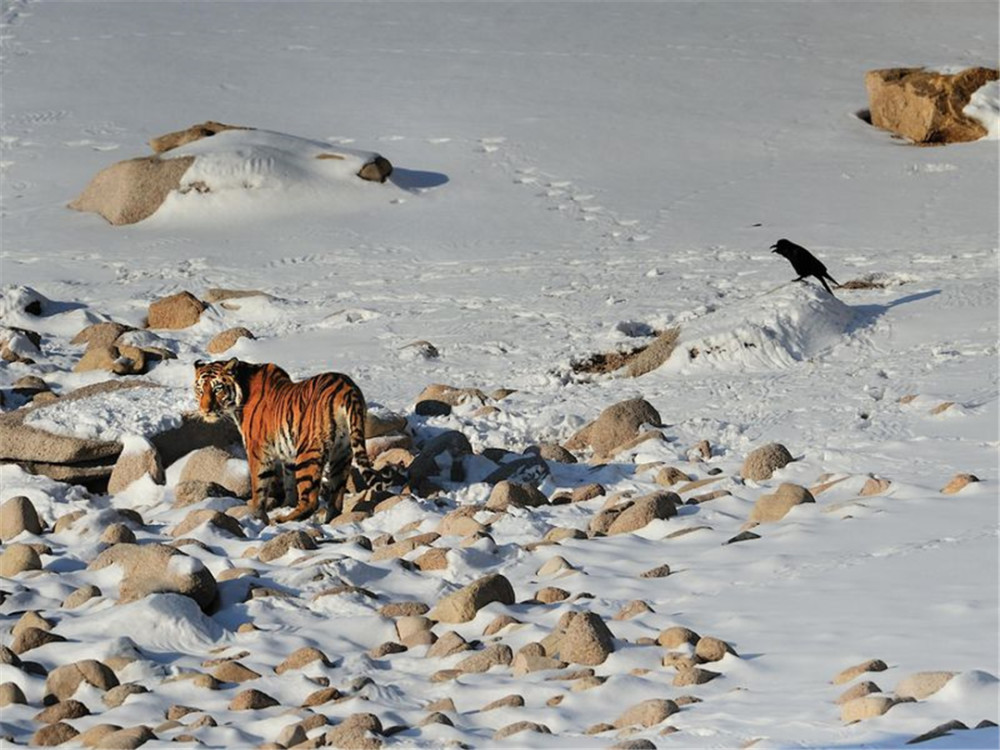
246,449,279,523
274,446,323,523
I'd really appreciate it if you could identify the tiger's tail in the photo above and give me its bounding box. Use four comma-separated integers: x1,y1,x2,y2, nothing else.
344,386,378,490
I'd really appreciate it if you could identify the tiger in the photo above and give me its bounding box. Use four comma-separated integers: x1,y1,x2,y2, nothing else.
193,357,378,523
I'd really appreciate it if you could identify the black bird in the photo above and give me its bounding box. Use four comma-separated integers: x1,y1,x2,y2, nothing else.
770,238,840,295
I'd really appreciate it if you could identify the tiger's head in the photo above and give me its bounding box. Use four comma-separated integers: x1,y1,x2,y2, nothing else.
193,358,244,422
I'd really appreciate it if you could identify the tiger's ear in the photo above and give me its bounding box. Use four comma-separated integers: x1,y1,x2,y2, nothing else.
194,359,205,369
224,357,240,371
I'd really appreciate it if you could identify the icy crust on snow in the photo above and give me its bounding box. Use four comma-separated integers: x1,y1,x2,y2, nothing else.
964,80,1000,139
663,284,857,373
151,129,403,223
24,385,191,441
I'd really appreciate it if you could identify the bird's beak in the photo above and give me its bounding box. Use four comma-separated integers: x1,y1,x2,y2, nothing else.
769,244,777,251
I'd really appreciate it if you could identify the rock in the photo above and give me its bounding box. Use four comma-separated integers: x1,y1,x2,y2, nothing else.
63,584,102,609
655,466,691,487
408,430,473,482
835,681,882,704
0,542,41,576
149,121,250,153
179,446,250,498
302,687,342,707
396,616,434,644
907,720,971,745
95,726,156,749
537,555,577,578
607,491,679,534
726,530,761,544
31,723,80,746
640,564,671,579
69,154,196,225
0,682,27,707
87,543,218,611
229,689,280,710
657,626,699,648
257,530,317,563
107,438,165,494
612,740,658,750
695,636,736,662
535,586,569,604
414,547,450,572
865,67,998,144
565,398,662,457
369,641,407,659
102,683,149,708
614,600,654,620
275,646,329,675
100,523,137,545
276,724,310,748
426,631,470,659
531,442,577,463
626,327,681,377
325,713,383,749
672,667,720,686
485,480,548,511
614,698,679,728
493,721,551,741
749,483,814,523
895,671,956,700
415,383,487,414
212,661,261,683
662,653,701,671
171,509,245,539
379,601,430,618
424,697,456,713
558,611,615,666
44,660,119,703
741,443,794,481
841,695,897,722
147,291,205,330
76,725,123,747
12,626,66,654
455,644,513,673
428,573,515,624
482,694,525,712
941,473,979,494
833,658,888,685
483,614,520,637
0,495,43,540
173,480,230,507
207,327,255,354
859,476,892,496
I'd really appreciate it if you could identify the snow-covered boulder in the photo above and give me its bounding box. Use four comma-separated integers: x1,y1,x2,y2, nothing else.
865,66,998,144
87,543,218,612
69,124,394,226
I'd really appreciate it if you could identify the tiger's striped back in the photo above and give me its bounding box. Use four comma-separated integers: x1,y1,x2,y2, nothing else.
193,357,375,523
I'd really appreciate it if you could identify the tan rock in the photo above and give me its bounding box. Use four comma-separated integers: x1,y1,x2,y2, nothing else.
107,439,165,494
749,483,815,523
229,688,280,710
69,155,195,225
859,476,891,496
672,667,720,686
102,683,149,708
565,398,662,456
625,327,681,377
302,687,342,707
557,611,615,666
63,584,102,609
613,600,654,620
741,442,794,481
324,713,383,749
428,573,515,623
655,466,692,487
0,495,43,540
12,626,66,654
835,680,882,704
613,698,679,728
31,722,80,746
455,644,512,673
493,721,551,741
212,661,261,683
894,671,956,700
76,724,124,747
413,547,449,571
657,626,699,648
535,586,570,604
695,635,736,662
482,694,525,711
147,291,205,330
44,660,119,702
941,473,979,495
257,530,317,563
0,542,41,576
865,67,998,144
369,641,407,659
275,646,329,675
512,651,567,675
607,492,678,535
206,326,255,354
179,446,250,498
833,658,888,685
13,610,53,637
640,564,671,579
150,121,251,153
88,543,217,611
171,509,245,539
486,480,548,511
0,681,27,707
35,698,90,723
426,631,470,659
841,695,897,722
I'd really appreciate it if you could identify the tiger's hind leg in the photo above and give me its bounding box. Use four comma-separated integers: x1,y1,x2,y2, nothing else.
275,445,324,523
317,436,352,523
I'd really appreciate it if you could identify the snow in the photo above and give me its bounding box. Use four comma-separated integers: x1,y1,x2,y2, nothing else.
965,80,1000,139
0,2,997,748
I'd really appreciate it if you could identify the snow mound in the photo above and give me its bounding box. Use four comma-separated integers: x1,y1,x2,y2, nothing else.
100,594,228,652
150,129,404,223
25,385,191,440
964,80,1000,139
662,284,857,373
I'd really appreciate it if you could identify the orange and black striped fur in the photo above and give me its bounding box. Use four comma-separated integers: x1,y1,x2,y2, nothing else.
193,358,376,523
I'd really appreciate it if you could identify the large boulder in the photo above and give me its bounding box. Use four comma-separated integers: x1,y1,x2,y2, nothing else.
44,660,119,704
87,543,218,612
0,495,43,541
557,611,616,666
865,67,998,144
606,491,679,534
749,483,815,523
69,155,196,225
565,398,662,457
147,292,205,330
741,442,793,481
149,120,250,153
178,446,250,498
107,437,165,494
428,573,515,624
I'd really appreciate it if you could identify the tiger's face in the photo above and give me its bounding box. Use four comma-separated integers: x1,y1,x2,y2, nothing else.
193,358,244,422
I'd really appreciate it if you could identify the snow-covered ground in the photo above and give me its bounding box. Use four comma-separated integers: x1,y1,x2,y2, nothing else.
1,2,997,748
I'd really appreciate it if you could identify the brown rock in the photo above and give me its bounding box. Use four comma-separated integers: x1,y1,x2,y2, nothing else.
0,495,43,541
150,121,251,153
171,509,245,539
607,492,679,535
535,586,570,604
625,327,681,377
257,530,317,563
206,327,255,354
741,442,794,481
369,641,408,659
0,542,41,576
32,722,80,746
229,689,280,710
613,600,653,620
894,671,956,700
63,584,102,609
35,698,90,723
69,155,195,225
841,695,897,722
482,694,524,711
107,439,165,494
413,547,449,572
44,660,119,702
657,626,699,648
76,724,123,747
565,398,662,456
493,721,551,741
695,635,736,662
558,611,615,665
147,291,205,330
455,644,512,673
95,726,155,749
275,646,329,675
859,476,891,496
835,681,882,704
614,698,679,728
865,67,998,144
211,661,261,683
87,543,217,611
749,483,815,523
325,713,383,749
485,480,548,511
655,466,692,487
941,473,979,494
833,658,889,685
672,667,720,686
302,687,343,707
640,564,671,579
428,573,515,623
0,681,27,707
483,614,521,636
426,631,470,659
102,683,149,708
